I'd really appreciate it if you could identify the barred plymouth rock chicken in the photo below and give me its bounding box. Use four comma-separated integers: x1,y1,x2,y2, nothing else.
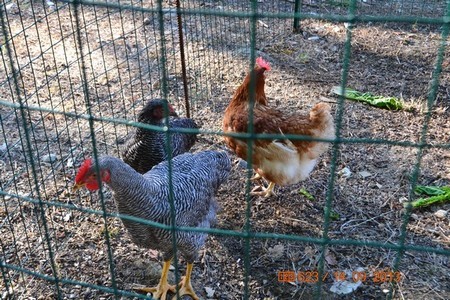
73,151,231,300
223,57,335,197
123,99,198,174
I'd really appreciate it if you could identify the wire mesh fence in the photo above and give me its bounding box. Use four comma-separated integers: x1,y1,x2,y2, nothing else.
1,0,449,299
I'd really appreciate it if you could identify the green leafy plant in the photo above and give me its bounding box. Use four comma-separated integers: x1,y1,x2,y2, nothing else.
331,86,404,110
404,185,450,209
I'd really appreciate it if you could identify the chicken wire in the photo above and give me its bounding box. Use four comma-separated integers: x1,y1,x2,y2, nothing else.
1,0,449,299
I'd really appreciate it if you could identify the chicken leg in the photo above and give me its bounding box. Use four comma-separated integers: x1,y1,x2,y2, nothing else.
250,173,262,181
172,262,199,300
250,173,276,197
251,181,276,197
133,260,176,300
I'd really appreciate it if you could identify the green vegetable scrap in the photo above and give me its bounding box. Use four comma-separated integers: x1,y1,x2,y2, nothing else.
414,185,450,196
299,188,315,201
331,86,403,110
404,185,450,209
329,210,340,221
323,207,340,221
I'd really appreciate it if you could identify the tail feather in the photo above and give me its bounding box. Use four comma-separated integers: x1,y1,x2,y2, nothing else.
309,103,335,140
310,103,332,123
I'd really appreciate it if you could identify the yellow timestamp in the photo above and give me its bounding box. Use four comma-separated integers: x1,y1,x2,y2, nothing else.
278,270,402,284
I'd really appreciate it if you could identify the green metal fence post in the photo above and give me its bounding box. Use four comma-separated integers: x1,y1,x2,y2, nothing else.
293,0,302,33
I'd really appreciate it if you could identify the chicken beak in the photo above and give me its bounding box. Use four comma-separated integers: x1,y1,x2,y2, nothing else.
72,182,85,192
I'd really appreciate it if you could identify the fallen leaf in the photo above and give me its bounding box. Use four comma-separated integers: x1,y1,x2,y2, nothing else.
330,280,362,295
63,212,72,222
268,244,284,260
434,209,447,218
204,286,215,297
338,167,352,178
148,249,159,259
358,171,372,178
304,246,315,258
325,251,337,266
42,153,58,163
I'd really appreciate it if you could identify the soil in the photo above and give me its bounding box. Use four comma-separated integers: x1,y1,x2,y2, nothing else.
1,1,449,300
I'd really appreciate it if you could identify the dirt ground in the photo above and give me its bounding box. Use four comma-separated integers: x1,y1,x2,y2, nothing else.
1,0,449,299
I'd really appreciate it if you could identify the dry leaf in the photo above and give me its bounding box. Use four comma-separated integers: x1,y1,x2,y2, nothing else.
325,251,337,266
148,249,159,259
358,171,372,178
63,212,72,222
330,280,362,295
304,246,315,258
204,287,215,298
268,244,284,260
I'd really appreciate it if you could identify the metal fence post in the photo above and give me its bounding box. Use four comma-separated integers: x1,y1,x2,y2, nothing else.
293,0,302,33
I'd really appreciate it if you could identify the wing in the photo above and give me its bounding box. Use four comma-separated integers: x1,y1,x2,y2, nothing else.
164,118,199,159
225,104,333,155
122,117,198,173
122,128,165,174
144,151,231,227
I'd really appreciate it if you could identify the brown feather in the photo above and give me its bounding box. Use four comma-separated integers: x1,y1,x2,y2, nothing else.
223,59,335,188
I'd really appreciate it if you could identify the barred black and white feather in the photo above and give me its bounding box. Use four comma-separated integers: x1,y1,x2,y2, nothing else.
92,151,231,263
123,99,198,174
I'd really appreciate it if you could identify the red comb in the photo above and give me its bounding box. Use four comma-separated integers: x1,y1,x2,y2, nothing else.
256,57,271,71
75,158,93,183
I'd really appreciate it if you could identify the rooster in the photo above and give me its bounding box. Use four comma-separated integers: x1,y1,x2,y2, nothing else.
222,57,335,197
123,99,198,174
73,151,231,300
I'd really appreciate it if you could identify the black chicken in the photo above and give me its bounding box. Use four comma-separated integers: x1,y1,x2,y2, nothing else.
123,99,198,174
74,150,231,299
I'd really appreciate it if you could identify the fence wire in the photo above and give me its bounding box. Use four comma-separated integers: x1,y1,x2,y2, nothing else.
1,0,449,299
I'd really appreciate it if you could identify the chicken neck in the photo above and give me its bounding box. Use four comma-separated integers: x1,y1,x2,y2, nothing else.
232,68,267,106
101,157,166,218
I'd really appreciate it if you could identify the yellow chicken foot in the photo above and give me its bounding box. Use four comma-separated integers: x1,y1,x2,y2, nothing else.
250,173,262,181
250,181,276,197
172,263,199,300
133,260,176,300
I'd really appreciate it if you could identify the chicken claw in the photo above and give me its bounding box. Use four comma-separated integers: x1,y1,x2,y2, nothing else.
250,173,262,181
133,283,176,300
250,181,276,197
172,278,199,300
133,260,175,300
172,263,199,300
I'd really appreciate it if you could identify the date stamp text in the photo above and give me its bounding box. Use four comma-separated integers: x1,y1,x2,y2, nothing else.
278,270,402,284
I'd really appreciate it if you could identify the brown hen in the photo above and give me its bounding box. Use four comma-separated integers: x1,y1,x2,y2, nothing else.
222,57,335,197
